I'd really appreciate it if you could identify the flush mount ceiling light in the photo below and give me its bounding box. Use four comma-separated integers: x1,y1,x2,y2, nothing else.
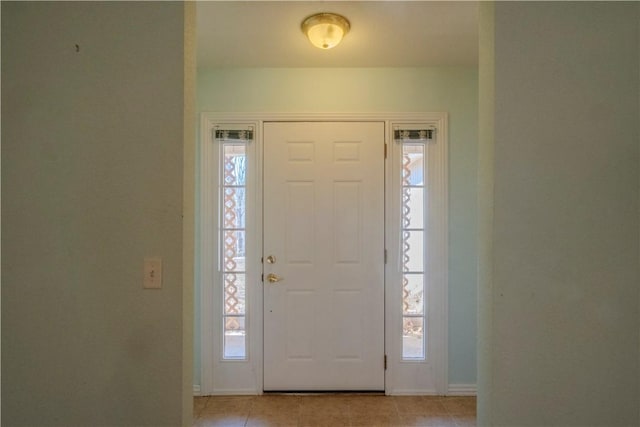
301,12,350,50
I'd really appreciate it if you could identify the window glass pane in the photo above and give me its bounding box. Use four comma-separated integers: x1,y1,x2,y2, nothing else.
224,316,246,359
402,273,424,315
223,146,246,186
402,317,424,359
223,230,246,271
403,231,424,272
403,187,425,229
224,273,245,315
402,145,424,186
401,139,427,361
223,187,246,228
221,140,248,360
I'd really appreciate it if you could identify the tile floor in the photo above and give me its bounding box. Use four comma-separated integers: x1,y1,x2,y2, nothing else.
193,394,476,427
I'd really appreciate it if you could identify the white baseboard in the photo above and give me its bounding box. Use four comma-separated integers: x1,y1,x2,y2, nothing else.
193,387,260,396
447,384,476,396
207,389,260,395
388,389,438,395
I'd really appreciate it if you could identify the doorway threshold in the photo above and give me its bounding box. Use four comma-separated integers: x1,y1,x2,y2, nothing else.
263,390,385,395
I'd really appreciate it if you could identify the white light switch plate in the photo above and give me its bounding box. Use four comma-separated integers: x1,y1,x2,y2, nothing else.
143,257,162,289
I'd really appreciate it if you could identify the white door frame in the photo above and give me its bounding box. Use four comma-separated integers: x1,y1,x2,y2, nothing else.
199,112,448,395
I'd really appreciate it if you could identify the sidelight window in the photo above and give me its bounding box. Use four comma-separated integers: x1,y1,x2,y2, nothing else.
397,128,434,360
216,128,252,360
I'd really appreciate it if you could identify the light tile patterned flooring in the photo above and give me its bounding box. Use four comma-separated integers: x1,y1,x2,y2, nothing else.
193,394,476,427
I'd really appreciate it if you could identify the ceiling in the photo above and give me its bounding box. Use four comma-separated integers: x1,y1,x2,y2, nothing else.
196,1,479,69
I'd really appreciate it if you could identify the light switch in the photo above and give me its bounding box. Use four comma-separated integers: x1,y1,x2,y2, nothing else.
143,257,162,289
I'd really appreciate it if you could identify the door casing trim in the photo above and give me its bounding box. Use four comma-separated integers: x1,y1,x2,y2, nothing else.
199,112,448,395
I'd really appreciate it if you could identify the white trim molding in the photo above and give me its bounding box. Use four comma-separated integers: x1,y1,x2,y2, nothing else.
391,389,440,396
199,112,448,395
447,384,477,396
385,114,449,395
193,385,202,396
204,389,261,396
199,116,262,395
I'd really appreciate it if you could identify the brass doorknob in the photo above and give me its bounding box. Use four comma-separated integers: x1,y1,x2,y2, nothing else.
266,273,283,283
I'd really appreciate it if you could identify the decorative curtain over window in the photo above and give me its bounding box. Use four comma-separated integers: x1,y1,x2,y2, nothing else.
393,128,435,142
395,127,434,360
214,129,255,141
215,126,253,360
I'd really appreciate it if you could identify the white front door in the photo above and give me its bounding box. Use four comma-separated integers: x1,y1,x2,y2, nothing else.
263,122,385,391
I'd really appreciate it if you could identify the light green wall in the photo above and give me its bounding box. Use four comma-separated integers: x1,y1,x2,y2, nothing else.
2,2,188,425
480,2,640,425
195,67,478,387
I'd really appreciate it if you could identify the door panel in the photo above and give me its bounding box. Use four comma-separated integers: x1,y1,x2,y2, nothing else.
263,122,385,390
